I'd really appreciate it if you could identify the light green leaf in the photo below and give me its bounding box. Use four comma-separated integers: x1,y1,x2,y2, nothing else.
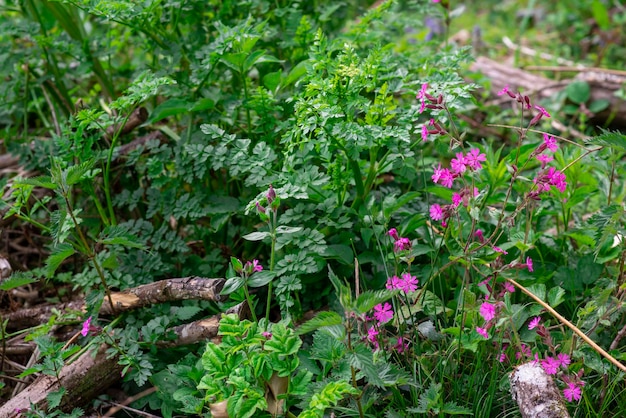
45,243,76,278
297,311,343,335
242,231,271,241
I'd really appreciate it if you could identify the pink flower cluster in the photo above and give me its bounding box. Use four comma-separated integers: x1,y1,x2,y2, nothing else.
429,148,486,226
388,228,412,253
386,273,419,294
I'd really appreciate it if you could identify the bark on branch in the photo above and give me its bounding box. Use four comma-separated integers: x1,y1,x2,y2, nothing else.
0,302,248,418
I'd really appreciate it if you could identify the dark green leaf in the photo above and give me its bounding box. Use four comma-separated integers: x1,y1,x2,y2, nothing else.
565,80,590,104
247,270,276,287
221,276,245,295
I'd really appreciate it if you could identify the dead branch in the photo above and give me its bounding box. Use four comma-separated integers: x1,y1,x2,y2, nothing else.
471,56,626,129
0,302,248,417
4,277,226,330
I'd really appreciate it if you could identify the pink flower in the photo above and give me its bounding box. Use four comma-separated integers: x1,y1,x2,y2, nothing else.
452,192,462,207
498,352,507,363
493,246,508,255
439,169,455,188
557,353,571,367
528,317,541,330
373,302,394,324
394,237,411,253
386,275,402,290
535,105,551,118
536,153,553,168
543,134,558,152
503,282,515,293
421,124,429,141
262,331,272,339
526,256,534,272
563,383,581,402
476,327,489,339
432,164,444,183
474,229,485,243
367,326,379,348
497,85,510,96
395,337,408,353
81,317,92,337
479,302,496,321
388,228,399,240
450,152,467,174
541,356,560,375
430,204,443,221
516,344,531,359
417,83,428,113
400,273,419,293
547,167,567,192
465,148,486,170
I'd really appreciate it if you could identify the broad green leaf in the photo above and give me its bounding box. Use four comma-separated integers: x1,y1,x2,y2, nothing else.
242,231,271,241
526,284,546,301
46,387,66,409
220,276,245,295
547,286,566,308
247,270,276,287
14,176,56,190
565,80,590,104
275,226,303,234
147,98,190,123
591,0,610,30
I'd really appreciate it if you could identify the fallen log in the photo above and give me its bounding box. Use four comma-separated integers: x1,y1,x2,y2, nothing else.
0,301,248,417
471,56,626,129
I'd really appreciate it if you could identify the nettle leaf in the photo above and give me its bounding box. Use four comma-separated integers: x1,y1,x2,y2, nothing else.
173,305,203,321
302,380,359,417
0,272,37,291
310,330,346,363
585,130,626,151
45,243,76,278
98,225,146,249
46,387,66,409
14,175,56,190
347,344,385,388
354,290,394,315
65,159,97,186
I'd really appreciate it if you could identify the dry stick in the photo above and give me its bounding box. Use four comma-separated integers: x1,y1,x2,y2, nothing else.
102,386,158,417
504,277,626,373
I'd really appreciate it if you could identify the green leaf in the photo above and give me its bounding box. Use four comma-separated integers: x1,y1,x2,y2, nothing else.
591,0,611,30
323,244,353,264
247,270,276,287
45,243,76,278
585,130,626,151
98,225,146,249
0,272,37,291
147,98,190,123
47,387,66,409
14,176,56,190
347,344,385,387
547,286,566,308
588,99,610,113
65,159,97,186
275,226,303,234
526,284,546,301
221,276,245,295
264,323,302,356
565,80,590,104
263,71,282,91
297,311,343,335
173,306,203,321
231,257,243,272
354,290,393,315
242,231,271,241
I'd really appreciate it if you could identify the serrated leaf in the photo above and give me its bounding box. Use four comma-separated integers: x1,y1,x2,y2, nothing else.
346,345,384,387
585,130,626,151
98,225,146,249
297,311,343,335
0,272,37,291
242,231,271,241
65,160,97,186
45,243,76,278
14,176,56,189
354,290,393,315
174,306,203,321
264,323,302,356
47,387,66,409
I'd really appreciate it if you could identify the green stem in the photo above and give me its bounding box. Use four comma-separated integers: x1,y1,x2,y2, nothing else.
243,283,257,322
265,209,277,321
103,111,134,226
242,72,252,138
